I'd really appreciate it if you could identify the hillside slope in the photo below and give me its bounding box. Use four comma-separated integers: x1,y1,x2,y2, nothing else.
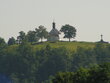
33,41,96,52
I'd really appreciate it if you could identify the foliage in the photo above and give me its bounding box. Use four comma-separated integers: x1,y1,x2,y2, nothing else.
71,47,97,71
8,37,16,45
0,37,7,52
35,25,48,42
1,23,110,83
26,30,39,43
17,31,26,44
0,40,110,82
36,45,70,82
52,72,74,83
60,24,76,42
33,42,95,52
0,37,6,44
51,63,110,83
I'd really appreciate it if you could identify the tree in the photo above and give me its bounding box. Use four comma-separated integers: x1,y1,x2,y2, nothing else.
88,63,110,83
0,37,6,44
51,63,110,83
37,46,70,82
16,41,37,83
60,24,76,42
52,72,74,83
35,25,48,42
8,37,16,45
0,37,6,50
26,30,39,44
17,31,26,44
71,47,97,71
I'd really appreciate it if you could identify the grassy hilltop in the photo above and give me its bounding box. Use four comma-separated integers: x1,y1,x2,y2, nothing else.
33,41,96,52
8,41,109,53
6,41,96,51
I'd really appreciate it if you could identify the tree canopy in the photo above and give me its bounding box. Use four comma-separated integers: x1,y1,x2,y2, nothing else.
60,24,76,42
51,63,110,83
26,30,39,43
35,25,48,42
8,37,16,45
17,31,26,44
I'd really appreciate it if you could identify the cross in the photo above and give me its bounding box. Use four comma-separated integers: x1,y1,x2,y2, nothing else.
101,34,103,40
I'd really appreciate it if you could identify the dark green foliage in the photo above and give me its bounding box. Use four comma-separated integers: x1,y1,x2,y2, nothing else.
0,40,110,83
0,37,6,44
15,41,38,83
71,47,97,71
17,31,26,44
60,24,76,42
94,43,110,63
1,24,110,83
51,63,110,83
52,72,74,83
0,41,38,83
8,37,16,45
36,45,70,82
87,63,110,83
73,68,89,83
26,30,39,43
35,25,48,42
0,37,7,52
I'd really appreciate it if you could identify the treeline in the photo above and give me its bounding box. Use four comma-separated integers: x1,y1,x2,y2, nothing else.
7,25,48,45
0,39,110,82
2,24,77,45
49,63,110,83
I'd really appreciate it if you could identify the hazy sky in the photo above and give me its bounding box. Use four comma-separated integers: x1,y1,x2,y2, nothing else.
0,0,110,42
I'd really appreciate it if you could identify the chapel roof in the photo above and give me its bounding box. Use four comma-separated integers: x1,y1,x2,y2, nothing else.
49,22,60,36
49,28,60,35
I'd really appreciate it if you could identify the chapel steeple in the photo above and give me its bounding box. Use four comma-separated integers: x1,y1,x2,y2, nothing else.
52,21,56,29
48,22,60,41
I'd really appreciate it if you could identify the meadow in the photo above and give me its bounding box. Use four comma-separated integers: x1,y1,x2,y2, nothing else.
33,41,96,52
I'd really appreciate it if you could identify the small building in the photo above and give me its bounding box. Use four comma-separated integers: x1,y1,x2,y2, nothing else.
48,22,60,42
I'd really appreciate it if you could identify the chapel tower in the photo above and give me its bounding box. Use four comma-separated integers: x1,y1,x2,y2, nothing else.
47,22,60,41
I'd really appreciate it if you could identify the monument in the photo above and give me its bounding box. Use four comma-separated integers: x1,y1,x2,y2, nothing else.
98,34,108,43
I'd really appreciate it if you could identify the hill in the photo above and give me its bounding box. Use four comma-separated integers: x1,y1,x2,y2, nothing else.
33,41,96,52
1,41,110,83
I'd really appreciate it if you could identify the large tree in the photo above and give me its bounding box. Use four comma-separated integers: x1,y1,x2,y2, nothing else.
51,63,110,83
0,37,6,50
8,37,16,45
60,24,76,42
0,37,6,44
17,31,26,44
35,25,48,42
26,30,39,44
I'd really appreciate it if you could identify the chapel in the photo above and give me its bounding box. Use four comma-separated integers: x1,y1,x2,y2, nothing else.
48,22,60,41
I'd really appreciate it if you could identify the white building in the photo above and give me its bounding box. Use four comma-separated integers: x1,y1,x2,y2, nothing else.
48,22,60,41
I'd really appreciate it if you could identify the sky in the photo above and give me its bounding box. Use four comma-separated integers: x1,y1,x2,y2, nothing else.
0,0,110,42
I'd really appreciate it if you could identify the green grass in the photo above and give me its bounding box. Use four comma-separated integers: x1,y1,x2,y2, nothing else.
33,41,96,52
9,41,109,53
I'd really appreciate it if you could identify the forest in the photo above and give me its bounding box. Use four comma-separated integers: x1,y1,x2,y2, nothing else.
0,37,110,83
0,25,110,83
